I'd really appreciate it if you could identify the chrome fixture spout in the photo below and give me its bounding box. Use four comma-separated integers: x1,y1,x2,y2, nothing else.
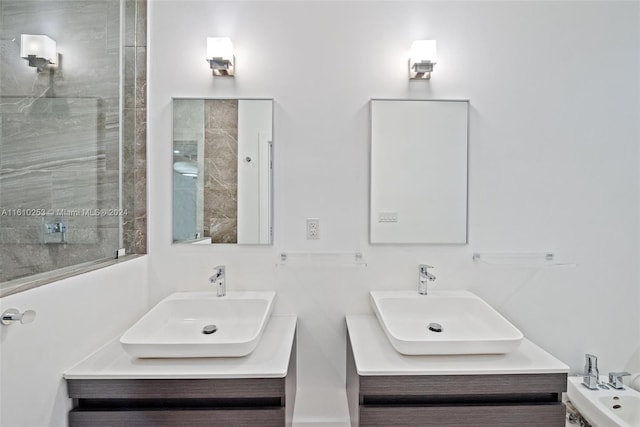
583,354,600,390
418,264,436,295
210,265,226,297
608,371,631,390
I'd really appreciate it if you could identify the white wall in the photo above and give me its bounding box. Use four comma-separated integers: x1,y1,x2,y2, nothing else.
0,257,148,427
149,1,640,424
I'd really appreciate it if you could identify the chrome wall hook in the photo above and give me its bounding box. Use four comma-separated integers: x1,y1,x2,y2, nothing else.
1,308,36,325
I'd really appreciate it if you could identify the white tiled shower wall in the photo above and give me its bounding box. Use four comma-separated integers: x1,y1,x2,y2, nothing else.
1,1,639,426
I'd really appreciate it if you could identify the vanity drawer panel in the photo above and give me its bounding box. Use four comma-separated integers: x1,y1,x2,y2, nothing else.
67,378,285,399
359,373,567,397
69,407,284,427
359,404,566,426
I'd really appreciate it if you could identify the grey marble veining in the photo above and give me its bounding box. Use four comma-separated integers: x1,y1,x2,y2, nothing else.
210,218,238,244
135,108,147,169
122,104,147,255
121,0,148,255
0,227,42,245
135,0,147,48
0,98,102,172
0,170,52,212
134,213,146,254
205,99,239,130
122,108,136,174
0,0,148,289
0,237,118,284
136,47,147,109
0,97,117,254
123,47,137,110
203,100,238,241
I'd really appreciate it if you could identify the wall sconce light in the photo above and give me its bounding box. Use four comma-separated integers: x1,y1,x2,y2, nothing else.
409,40,437,80
20,34,58,72
206,37,234,76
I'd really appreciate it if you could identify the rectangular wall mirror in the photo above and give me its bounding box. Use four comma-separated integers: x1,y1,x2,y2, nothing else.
370,99,468,244
172,98,273,245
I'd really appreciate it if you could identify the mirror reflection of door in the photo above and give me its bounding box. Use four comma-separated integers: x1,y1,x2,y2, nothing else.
172,99,273,245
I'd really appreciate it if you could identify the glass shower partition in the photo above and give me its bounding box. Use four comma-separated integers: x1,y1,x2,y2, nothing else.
0,0,140,292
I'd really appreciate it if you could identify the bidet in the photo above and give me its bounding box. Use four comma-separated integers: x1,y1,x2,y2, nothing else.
568,376,640,427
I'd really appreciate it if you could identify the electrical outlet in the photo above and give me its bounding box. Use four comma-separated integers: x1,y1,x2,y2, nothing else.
306,218,320,240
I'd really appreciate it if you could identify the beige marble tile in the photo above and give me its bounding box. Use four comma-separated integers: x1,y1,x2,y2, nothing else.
209,218,237,244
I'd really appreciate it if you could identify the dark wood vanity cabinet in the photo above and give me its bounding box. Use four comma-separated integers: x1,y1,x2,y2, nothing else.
66,335,296,427
66,377,294,426
347,331,567,427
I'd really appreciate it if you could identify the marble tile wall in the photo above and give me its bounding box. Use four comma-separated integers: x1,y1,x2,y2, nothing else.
0,0,147,286
204,100,238,243
122,0,147,255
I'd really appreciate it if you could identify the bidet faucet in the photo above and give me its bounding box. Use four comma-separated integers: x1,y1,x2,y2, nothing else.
583,353,600,390
418,264,436,295
210,265,226,297
608,371,631,390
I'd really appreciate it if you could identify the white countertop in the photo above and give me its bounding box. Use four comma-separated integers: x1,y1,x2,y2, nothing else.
346,314,569,376
64,315,296,380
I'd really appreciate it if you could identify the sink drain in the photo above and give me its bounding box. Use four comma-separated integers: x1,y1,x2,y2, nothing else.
202,324,218,335
428,322,443,333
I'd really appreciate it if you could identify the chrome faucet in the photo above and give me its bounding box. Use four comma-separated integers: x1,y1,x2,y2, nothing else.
583,354,600,390
608,371,631,390
210,265,226,297
418,264,436,295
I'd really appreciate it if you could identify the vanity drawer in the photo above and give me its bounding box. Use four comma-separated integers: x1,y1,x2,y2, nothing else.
359,403,566,426
65,318,297,427
69,408,284,427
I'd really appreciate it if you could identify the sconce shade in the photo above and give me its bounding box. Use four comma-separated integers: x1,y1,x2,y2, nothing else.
206,37,234,76
409,40,437,80
20,34,57,69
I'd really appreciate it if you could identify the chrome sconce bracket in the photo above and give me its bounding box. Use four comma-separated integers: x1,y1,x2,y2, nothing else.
409,60,435,80
207,57,235,76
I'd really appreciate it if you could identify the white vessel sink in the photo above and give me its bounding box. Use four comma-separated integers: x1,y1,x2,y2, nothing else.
120,291,275,358
370,290,523,355
568,376,640,427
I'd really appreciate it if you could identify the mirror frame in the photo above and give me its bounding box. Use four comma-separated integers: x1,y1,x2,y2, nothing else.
171,97,274,245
